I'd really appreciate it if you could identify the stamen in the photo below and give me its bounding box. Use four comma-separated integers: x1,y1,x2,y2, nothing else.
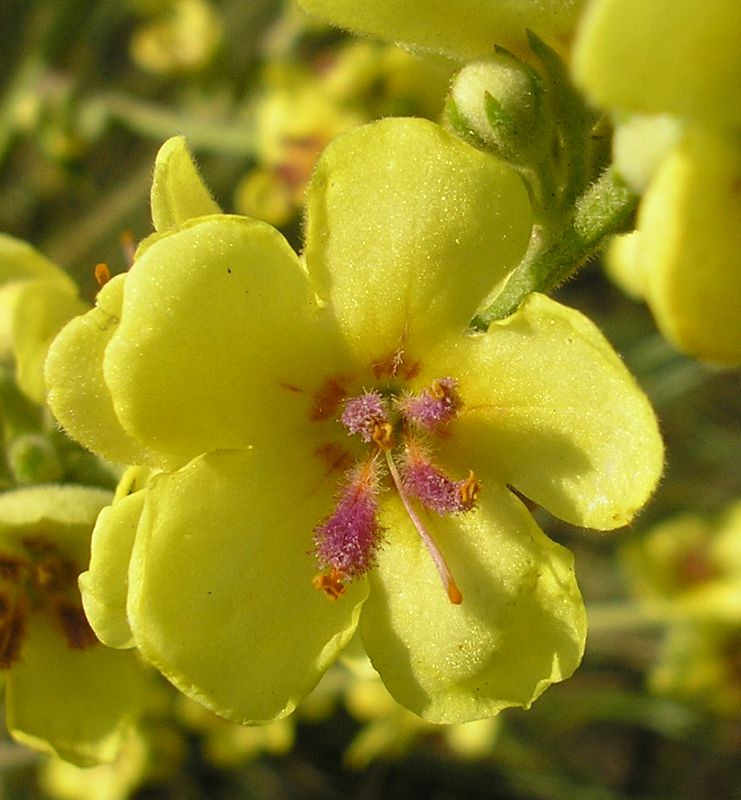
384,450,463,605
94,262,111,288
397,377,462,432
402,444,480,515
341,392,391,443
313,459,384,586
313,568,347,600
120,230,136,267
371,421,395,450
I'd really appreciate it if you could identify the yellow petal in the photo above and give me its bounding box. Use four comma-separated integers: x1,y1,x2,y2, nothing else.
305,118,531,364
427,293,663,529
360,486,585,723
573,0,741,127
128,448,368,724
45,275,157,467
80,491,146,650
638,126,741,365
298,0,584,60
5,613,149,766
104,215,347,469
12,280,88,404
150,136,221,231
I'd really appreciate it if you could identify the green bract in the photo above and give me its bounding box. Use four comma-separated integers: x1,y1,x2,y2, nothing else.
573,0,741,364
297,0,585,60
0,485,149,765
46,122,663,724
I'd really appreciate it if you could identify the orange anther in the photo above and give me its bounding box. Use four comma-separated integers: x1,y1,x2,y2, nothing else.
371,422,395,451
459,471,480,507
430,378,448,399
94,263,110,288
313,568,346,600
120,230,136,267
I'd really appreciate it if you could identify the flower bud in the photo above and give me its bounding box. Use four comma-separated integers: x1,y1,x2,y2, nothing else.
7,434,63,485
448,51,545,164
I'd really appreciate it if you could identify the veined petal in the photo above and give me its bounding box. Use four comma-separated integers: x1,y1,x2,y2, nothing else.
427,293,663,529
305,118,532,363
5,613,149,766
45,275,157,467
150,136,221,232
297,0,584,60
79,491,146,650
104,215,347,470
639,127,741,365
360,487,585,723
128,448,368,724
573,0,741,127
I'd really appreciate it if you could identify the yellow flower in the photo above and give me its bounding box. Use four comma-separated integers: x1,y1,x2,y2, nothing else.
573,0,741,364
296,0,585,60
0,485,148,765
0,234,87,404
46,124,662,725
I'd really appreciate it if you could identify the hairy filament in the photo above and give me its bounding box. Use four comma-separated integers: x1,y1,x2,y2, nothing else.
384,449,463,605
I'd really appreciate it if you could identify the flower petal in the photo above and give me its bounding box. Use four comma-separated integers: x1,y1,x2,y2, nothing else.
150,136,221,232
0,233,78,289
12,280,88,404
0,484,111,562
297,0,584,60
573,0,741,127
5,613,149,766
360,486,585,723
80,490,145,650
638,127,741,365
104,215,346,469
128,448,368,724
305,118,531,363
427,293,663,529
45,275,156,467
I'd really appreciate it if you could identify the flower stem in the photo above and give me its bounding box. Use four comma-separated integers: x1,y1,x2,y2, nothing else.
471,168,638,329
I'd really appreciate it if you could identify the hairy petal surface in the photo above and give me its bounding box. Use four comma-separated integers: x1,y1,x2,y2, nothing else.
80,491,145,650
104,215,346,469
427,293,663,529
150,136,221,232
298,0,585,60
128,449,368,724
45,276,156,467
5,614,149,767
12,280,88,404
360,487,585,723
305,118,531,363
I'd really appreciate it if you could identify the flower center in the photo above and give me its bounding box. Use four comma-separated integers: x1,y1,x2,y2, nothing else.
0,537,97,668
313,376,479,605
